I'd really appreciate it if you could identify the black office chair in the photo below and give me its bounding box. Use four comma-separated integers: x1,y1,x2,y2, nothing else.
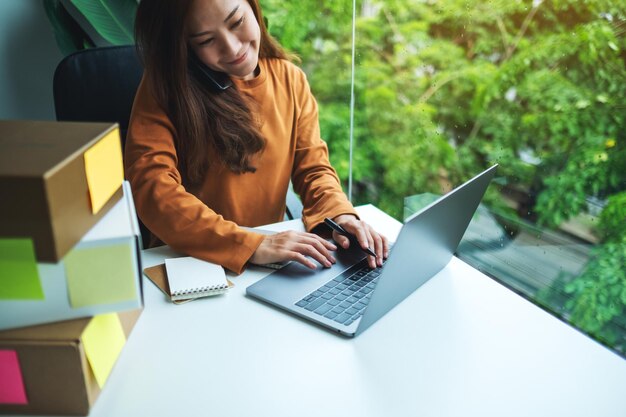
285,182,304,221
53,45,142,146
53,45,303,247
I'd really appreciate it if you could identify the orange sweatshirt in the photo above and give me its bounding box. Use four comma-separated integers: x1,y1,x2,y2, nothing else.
125,58,357,274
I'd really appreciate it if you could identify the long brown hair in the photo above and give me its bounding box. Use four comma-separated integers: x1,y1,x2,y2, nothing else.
135,0,290,185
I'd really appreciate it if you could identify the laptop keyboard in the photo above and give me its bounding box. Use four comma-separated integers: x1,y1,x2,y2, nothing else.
295,260,383,326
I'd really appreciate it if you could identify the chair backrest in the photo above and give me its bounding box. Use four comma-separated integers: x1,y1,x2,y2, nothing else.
285,182,304,221
53,45,142,147
53,45,303,247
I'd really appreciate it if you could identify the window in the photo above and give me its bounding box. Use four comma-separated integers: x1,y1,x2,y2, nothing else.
352,0,626,356
265,0,626,356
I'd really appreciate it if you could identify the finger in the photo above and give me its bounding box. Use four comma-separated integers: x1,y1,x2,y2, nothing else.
280,232,335,265
332,232,350,249
302,232,337,252
363,227,377,269
358,223,377,268
300,235,336,264
293,243,333,268
307,233,337,251
286,231,336,251
274,230,337,251
381,234,390,259
370,228,385,266
286,251,317,270
341,221,376,268
350,221,372,251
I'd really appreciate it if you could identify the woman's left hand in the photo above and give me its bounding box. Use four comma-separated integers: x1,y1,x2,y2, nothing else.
332,214,389,268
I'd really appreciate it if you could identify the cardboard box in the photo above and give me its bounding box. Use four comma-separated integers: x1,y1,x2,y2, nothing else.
0,182,143,331
0,120,124,262
0,309,142,416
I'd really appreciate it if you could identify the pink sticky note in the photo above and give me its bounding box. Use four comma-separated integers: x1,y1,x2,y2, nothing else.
0,350,28,404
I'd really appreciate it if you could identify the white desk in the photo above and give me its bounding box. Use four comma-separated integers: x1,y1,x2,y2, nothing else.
84,205,626,417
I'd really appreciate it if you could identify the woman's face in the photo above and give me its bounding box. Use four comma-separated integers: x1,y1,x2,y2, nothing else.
187,0,261,80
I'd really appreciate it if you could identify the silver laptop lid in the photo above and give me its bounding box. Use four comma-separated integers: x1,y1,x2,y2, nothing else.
355,164,497,335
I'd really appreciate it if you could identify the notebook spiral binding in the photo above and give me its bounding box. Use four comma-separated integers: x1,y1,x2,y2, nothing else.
171,284,229,299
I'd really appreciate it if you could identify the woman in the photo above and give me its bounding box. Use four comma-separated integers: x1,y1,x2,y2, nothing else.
126,0,388,274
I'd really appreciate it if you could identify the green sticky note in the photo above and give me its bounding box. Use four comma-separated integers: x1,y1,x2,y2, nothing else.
0,238,44,300
65,244,136,308
81,313,126,388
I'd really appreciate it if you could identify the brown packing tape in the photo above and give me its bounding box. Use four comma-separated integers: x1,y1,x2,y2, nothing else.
143,263,234,304
0,309,142,416
0,121,123,262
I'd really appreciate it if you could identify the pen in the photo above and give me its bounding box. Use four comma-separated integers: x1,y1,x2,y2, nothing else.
324,217,377,258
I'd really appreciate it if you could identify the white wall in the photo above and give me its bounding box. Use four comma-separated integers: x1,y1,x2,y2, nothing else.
0,0,63,120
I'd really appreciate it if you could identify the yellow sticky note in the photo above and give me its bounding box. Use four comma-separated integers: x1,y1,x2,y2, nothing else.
0,238,44,300
83,128,124,214
81,313,126,388
65,244,137,308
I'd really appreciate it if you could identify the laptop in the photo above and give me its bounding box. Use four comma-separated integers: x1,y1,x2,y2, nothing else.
246,165,497,336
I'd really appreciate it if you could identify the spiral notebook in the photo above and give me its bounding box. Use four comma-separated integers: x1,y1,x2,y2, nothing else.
164,257,230,301
143,263,233,304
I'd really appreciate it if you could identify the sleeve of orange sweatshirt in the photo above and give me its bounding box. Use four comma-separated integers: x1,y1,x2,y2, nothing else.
289,65,359,231
124,77,264,274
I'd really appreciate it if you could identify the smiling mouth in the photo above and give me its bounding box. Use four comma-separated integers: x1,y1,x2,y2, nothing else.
228,51,248,65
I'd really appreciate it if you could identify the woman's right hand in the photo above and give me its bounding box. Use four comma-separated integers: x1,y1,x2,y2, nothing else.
249,231,337,269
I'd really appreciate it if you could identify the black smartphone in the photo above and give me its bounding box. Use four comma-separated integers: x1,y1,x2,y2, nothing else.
188,52,233,91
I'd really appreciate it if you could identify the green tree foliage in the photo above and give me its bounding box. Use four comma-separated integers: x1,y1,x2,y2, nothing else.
264,0,625,220
261,0,626,351
564,192,626,350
